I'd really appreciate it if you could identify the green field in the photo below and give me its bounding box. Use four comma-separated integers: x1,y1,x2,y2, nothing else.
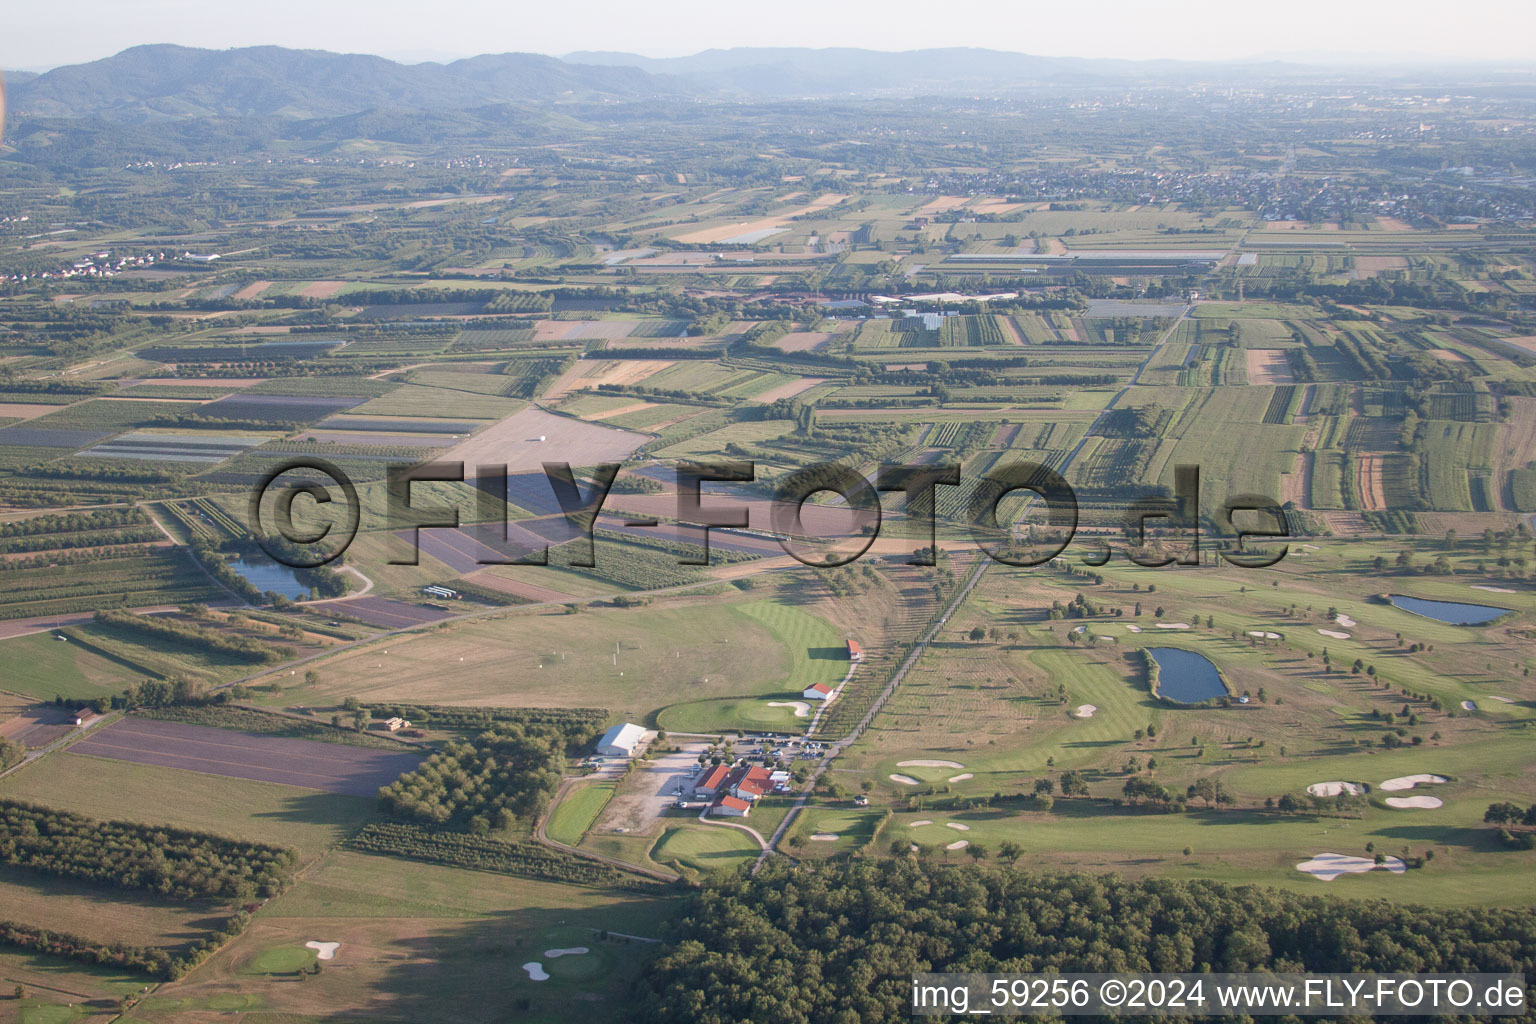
1,630,148,700
545,781,617,845
650,823,760,874
0,754,375,860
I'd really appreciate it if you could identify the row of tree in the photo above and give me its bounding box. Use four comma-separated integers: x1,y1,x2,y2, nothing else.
0,799,297,902
94,609,290,664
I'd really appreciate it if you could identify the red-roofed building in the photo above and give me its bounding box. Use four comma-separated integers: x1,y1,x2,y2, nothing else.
803,681,836,701
693,764,730,798
731,766,772,802
712,795,751,817
846,638,863,662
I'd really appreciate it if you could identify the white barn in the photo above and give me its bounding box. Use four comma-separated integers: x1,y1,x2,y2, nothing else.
596,722,646,757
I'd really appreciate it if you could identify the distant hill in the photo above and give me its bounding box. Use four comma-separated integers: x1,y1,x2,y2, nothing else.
2,70,39,85
8,45,682,120
11,44,1524,123
562,46,1217,96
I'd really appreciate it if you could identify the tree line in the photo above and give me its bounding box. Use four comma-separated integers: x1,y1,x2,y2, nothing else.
638,860,1536,1023
377,718,599,833
0,798,297,902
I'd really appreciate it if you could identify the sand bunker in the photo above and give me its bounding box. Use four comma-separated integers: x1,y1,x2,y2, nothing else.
810,833,840,841
1385,796,1443,809
949,773,973,782
545,947,589,958
1379,774,1447,791
1472,585,1516,594
899,759,965,769
1335,614,1356,628
1307,781,1362,797
909,820,933,827
305,941,340,960
1125,625,1143,633
1075,704,1098,718
1318,629,1351,640
1297,852,1406,881
1156,622,1191,630
1248,631,1282,639
522,962,549,981
1490,696,1516,704
945,822,971,831
947,840,969,850
890,774,920,785
1462,700,1478,711
768,701,812,718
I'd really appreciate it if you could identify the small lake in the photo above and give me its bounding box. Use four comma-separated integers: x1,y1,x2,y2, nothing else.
231,557,310,600
1147,647,1227,703
1387,594,1509,625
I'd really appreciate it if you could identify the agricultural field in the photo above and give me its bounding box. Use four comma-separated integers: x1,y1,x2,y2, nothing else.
2,45,1536,1024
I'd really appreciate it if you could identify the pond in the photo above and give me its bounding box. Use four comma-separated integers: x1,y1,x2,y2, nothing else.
1387,594,1509,626
1147,647,1227,703
230,557,311,600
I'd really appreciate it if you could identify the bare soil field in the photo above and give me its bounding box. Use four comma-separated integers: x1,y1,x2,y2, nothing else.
544,359,673,399
583,400,658,421
0,402,62,420
1353,256,1408,277
1489,396,1536,511
299,280,348,300
436,406,647,472
1495,335,1536,356
1282,450,1313,509
671,217,792,245
1374,217,1415,232
532,319,637,342
462,568,579,604
913,195,969,216
1245,349,1296,386
0,702,73,747
774,331,833,352
1355,453,1388,511
326,596,457,629
233,280,274,300
67,718,421,796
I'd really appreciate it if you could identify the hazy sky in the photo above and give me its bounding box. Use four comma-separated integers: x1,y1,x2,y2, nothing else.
7,0,1536,70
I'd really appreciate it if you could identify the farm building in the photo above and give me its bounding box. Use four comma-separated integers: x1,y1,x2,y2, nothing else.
693,763,730,797
846,638,863,662
371,716,411,732
803,682,836,701
596,722,646,757
712,795,751,817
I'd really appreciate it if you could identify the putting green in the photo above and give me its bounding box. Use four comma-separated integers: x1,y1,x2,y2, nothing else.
245,945,317,974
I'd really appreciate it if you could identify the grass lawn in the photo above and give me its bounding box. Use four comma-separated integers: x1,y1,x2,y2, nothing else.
656,695,808,733
265,595,845,726
545,781,616,845
1,630,147,701
0,753,375,861
650,823,759,875
244,945,318,974
138,849,683,1024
